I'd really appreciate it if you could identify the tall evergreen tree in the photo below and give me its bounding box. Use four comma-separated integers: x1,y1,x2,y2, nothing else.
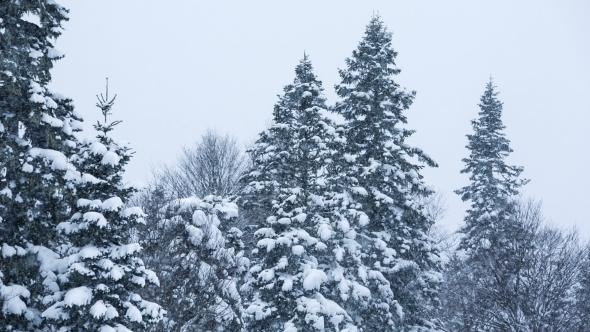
42,86,163,331
242,55,359,331
333,16,442,331
447,80,530,331
455,79,529,252
0,2,83,330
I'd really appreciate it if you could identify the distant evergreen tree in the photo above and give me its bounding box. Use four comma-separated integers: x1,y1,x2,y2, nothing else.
445,80,530,331
333,16,442,331
42,85,163,330
242,55,359,331
0,1,83,330
455,79,529,252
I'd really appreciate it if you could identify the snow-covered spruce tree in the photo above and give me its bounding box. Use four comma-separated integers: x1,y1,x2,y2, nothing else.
140,195,245,332
333,16,442,331
445,80,529,331
455,80,529,252
42,86,163,331
242,55,360,331
0,2,83,330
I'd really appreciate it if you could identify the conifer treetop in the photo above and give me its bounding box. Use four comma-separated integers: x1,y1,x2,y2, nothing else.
335,16,412,123
275,53,328,125
331,16,442,331
334,15,435,169
243,54,334,201
95,78,123,139
243,55,357,331
42,84,164,331
455,79,529,250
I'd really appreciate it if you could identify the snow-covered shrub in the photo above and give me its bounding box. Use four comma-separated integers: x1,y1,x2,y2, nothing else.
139,195,247,332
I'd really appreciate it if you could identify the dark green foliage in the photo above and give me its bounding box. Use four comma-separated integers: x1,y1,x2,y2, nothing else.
446,80,530,331
444,82,585,331
41,86,163,331
455,80,529,252
333,16,442,331
242,55,362,331
0,1,83,330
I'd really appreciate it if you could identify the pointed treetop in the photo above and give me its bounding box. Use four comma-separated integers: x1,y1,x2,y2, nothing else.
455,79,529,251
476,78,506,134
95,78,122,138
294,52,317,86
334,15,414,129
364,14,392,45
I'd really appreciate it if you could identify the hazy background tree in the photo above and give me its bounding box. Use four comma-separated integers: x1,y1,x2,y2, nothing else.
141,129,253,245
517,207,585,331
155,129,249,199
439,199,586,331
446,80,529,331
421,193,461,262
576,245,590,331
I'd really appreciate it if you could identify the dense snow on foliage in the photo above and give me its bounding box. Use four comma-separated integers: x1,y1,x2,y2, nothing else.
39,88,164,331
2,1,588,331
134,194,247,332
0,1,84,330
332,16,442,331
241,55,362,331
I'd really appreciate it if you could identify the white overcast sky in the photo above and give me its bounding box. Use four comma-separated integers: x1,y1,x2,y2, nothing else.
49,1,590,236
